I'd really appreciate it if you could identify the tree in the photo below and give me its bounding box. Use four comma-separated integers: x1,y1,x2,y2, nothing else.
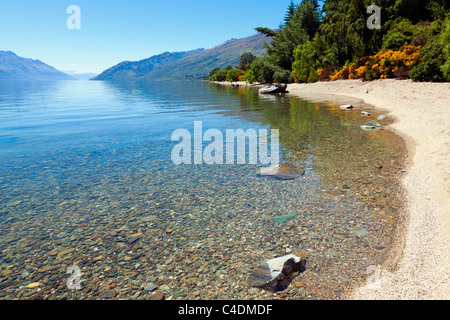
238,53,256,71
382,18,422,49
441,16,450,81
209,69,228,81
283,1,298,25
292,42,319,83
321,0,384,67
393,0,435,23
427,0,450,20
254,27,278,38
262,0,321,72
226,68,244,82
244,57,280,84
207,67,221,78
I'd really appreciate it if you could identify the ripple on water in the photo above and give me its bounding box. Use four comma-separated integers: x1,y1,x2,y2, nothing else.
0,81,406,300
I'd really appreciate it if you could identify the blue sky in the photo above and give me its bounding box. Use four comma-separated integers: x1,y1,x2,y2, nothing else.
0,0,315,74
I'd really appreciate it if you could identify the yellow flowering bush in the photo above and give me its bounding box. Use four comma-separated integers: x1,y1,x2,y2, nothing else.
316,65,333,81
326,46,422,81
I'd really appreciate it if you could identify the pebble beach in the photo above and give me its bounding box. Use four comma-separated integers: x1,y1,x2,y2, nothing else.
1,78,445,300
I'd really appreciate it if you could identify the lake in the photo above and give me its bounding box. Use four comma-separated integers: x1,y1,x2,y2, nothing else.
0,80,406,300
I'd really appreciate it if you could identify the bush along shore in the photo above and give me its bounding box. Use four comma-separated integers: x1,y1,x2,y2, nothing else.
206,0,450,85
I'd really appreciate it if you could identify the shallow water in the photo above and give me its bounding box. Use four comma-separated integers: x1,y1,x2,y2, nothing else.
0,80,406,300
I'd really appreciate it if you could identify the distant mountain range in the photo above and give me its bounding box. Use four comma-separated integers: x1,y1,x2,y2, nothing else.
63,71,98,80
91,49,203,81
0,33,269,81
91,33,269,81
0,51,75,80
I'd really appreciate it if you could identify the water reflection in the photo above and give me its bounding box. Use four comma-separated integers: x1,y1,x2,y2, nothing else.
0,80,406,300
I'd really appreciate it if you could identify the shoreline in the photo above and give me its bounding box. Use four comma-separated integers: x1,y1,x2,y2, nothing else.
210,79,450,299
288,80,450,299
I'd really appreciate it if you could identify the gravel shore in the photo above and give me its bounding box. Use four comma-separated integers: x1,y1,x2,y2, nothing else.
287,79,450,299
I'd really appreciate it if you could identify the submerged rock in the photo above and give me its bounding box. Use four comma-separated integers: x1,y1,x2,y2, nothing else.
140,215,157,222
351,228,370,237
274,212,301,224
25,282,41,289
360,120,382,131
144,285,158,292
258,163,305,180
377,115,387,121
247,254,307,292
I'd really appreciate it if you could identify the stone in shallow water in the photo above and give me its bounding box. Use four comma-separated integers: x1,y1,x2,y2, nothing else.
144,284,157,292
351,228,370,237
258,163,305,180
247,254,307,292
140,216,157,222
100,290,116,299
25,282,40,289
274,212,301,224
360,120,382,131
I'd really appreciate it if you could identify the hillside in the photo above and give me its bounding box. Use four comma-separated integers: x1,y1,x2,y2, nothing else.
0,51,75,80
92,33,269,81
91,49,203,81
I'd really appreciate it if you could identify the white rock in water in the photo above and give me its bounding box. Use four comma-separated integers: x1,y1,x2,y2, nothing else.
361,111,372,116
267,255,302,279
247,254,307,292
377,115,387,121
259,165,279,176
340,104,353,110
360,120,382,131
258,163,305,180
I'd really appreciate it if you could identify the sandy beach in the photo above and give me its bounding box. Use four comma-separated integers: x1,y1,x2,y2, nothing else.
287,79,450,300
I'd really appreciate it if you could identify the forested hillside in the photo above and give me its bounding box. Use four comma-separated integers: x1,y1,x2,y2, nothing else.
207,0,450,83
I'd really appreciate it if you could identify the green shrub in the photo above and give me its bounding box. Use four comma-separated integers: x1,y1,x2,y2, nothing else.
410,41,446,82
410,18,450,82
440,16,450,81
209,68,228,82
273,68,293,83
225,68,244,82
244,58,279,84
382,18,421,49
207,68,221,79
292,42,319,83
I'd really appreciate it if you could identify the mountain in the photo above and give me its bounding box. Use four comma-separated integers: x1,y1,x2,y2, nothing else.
92,33,269,81
91,49,204,81
0,51,75,80
64,71,98,80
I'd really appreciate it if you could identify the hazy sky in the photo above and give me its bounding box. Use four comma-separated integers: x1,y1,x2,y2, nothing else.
0,0,307,74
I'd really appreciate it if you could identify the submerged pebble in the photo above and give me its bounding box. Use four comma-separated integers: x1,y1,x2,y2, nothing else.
0,87,406,301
